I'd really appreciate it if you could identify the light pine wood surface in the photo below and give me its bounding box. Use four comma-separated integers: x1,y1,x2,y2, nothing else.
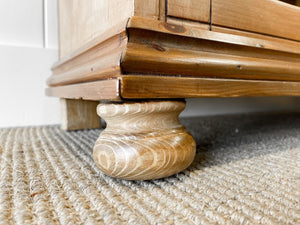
167,0,210,23
122,37,300,81
120,76,300,98
48,31,127,87
46,15,300,101
57,0,165,58
46,75,300,101
58,0,134,58
93,101,196,180
47,15,300,87
134,0,160,19
123,17,300,81
48,17,128,87
61,99,101,131
212,0,300,41
166,0,300,40
46,79,121,101
127,17,300,54
166,17,210,30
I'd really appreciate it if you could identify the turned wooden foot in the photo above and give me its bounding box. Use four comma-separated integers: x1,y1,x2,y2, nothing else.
93,100,196,180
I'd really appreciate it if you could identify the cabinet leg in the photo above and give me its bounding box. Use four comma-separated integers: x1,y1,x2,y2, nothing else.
93,100,196,180
60,98,101,131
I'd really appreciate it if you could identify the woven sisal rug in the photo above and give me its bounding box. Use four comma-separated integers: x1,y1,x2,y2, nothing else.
0,113,299,225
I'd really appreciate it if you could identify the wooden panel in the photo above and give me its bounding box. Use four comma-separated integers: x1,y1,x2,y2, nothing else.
54,20,128,67
134,0,160,19
61,99,101,131
58,0,134,58
167,0,210,23
128,17,300,54
121,75,300,98
212,0,300,41
46,79,121,101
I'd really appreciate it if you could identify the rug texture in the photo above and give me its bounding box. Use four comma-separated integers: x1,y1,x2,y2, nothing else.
0,112,299,225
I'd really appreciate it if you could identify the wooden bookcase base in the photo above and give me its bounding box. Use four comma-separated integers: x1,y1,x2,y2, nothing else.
93,100,196,180
46,6,300,180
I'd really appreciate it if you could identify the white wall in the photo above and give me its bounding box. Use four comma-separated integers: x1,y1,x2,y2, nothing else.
0,0,60,127
0,0,299,128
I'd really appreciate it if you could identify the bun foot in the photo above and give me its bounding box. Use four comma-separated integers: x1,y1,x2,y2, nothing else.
93,100,196,180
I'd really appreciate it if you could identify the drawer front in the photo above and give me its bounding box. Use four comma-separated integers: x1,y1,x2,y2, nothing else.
167,0,210,23
212,0,300,41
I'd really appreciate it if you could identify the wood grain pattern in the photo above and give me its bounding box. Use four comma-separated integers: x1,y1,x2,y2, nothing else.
167,17,210,31
49,15,300,87
46,75,300,100
167,0,210,23
212,0,300,41
93,101,196,180
134,0,160,19
211,25,300,43
46,79,121,101
120,76,300,98
61,99,101,131
58,0,134,58
48,32,127,86
128,16,300,55
54,19,129,67
122,29,300,81
159,0,166,21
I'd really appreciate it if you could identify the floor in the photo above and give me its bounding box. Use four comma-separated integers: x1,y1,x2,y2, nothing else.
0,112,299,225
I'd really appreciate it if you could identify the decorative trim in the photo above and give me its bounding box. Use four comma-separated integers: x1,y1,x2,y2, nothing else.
46,79,121,101
122,17,300,81
47,19,129,87
120,75,300,98
127,16,300,54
